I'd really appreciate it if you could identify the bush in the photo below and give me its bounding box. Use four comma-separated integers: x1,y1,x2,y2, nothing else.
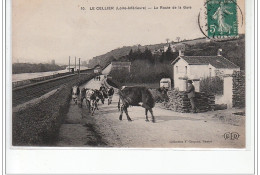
109,69,131,83
12,85,71,146
200,76,223,95
109,60,172,84
12,74,95,146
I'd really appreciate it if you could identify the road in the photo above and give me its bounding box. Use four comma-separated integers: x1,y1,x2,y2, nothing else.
56,75,245,148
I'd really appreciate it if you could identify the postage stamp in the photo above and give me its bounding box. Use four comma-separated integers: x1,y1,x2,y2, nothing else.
206,0,238,38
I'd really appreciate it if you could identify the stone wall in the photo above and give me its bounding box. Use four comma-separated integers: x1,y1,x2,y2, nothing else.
232,71,245,108
162,90,215,113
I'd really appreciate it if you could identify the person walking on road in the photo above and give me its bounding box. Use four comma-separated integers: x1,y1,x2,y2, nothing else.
186,80,197,113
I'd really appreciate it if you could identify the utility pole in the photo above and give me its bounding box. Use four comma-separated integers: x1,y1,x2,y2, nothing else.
78,58,81,78
75,57,77,71
69,56,70,72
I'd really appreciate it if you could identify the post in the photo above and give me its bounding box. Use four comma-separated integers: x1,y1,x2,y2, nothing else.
75,57,76,70
223,76,233,108
69,56,70,72
78,58,81,78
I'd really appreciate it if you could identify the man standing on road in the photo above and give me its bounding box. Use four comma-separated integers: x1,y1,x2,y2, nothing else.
186,80,197,113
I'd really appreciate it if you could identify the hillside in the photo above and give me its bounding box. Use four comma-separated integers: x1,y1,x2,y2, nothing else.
88,35,245,70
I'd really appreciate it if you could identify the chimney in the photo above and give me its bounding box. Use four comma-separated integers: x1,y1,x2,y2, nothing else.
179,50,184,56
217,48,222,56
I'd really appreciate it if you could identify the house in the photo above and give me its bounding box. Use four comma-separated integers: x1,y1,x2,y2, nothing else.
111,61,131,72
171,49,240,91
163,43,185,52
93,64,102,74
101,63,113,75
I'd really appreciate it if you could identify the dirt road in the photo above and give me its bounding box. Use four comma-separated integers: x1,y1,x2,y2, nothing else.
56,75,245,148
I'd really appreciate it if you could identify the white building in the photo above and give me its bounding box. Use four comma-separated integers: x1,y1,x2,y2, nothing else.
171,49,240,91
163,43,185,53
111,61,131,72
93,64,102,74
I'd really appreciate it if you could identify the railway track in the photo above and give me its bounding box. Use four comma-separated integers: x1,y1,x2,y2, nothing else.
12,70,94,107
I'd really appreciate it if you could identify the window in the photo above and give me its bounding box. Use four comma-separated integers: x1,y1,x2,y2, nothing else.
185,66,187,75
176,66,178,74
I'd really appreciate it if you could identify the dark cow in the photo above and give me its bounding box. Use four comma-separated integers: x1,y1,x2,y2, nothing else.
107,87,115,105
117,86,169,123
99,85,108,104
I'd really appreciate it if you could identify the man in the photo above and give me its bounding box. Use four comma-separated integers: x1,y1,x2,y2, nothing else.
186,80,197,113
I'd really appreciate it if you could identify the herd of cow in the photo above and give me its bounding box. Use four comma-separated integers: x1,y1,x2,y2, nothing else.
71,79,169,123
71,84,114,116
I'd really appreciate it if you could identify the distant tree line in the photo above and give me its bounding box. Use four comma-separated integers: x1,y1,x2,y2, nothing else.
118,46,175,64
12,63,64,74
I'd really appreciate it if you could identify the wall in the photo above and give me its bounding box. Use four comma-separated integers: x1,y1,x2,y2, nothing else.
162,90,215,113
219,68,240,75
189,64,211,79
173,58,188,90
232,71,245,108
111,62,131,72
102,63,112,75
223,76,233,108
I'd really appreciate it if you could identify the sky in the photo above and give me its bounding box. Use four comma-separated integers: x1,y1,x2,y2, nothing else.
12,0,245,65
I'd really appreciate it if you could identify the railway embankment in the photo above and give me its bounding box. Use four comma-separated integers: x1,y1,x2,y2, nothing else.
12,74,95,146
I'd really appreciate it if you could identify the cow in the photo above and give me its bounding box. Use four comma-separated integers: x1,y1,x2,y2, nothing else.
99,85,108,104
80,88,104,115
71,86,80,104
117,86,169,123
107,87,115,105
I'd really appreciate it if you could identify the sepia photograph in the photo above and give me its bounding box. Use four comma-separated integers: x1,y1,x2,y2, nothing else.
11,0,246,149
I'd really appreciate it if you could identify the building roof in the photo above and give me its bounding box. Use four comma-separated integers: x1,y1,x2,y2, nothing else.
171,56,239,69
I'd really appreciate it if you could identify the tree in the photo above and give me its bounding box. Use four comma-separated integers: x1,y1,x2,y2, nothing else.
165,46,173,61
176,37,180,42
128,49,134,61
143,47,153,62
137,44,141,51
166,38,170,44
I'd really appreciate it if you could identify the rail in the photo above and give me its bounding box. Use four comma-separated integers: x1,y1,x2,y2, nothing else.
12,68,93,89
12,72,72,88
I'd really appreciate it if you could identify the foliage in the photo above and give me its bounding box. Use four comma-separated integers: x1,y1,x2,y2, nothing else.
109,69,131,84
109,59,172,84
200,76,224,95
88,34,245,70
12,74,95,146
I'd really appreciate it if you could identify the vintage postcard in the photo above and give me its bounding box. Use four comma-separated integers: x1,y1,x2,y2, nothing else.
11,0,246,149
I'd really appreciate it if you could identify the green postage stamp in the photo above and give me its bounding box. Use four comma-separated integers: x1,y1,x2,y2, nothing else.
207,0,238,38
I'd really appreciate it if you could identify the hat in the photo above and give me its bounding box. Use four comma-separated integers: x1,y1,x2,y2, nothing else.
187,80,193,84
